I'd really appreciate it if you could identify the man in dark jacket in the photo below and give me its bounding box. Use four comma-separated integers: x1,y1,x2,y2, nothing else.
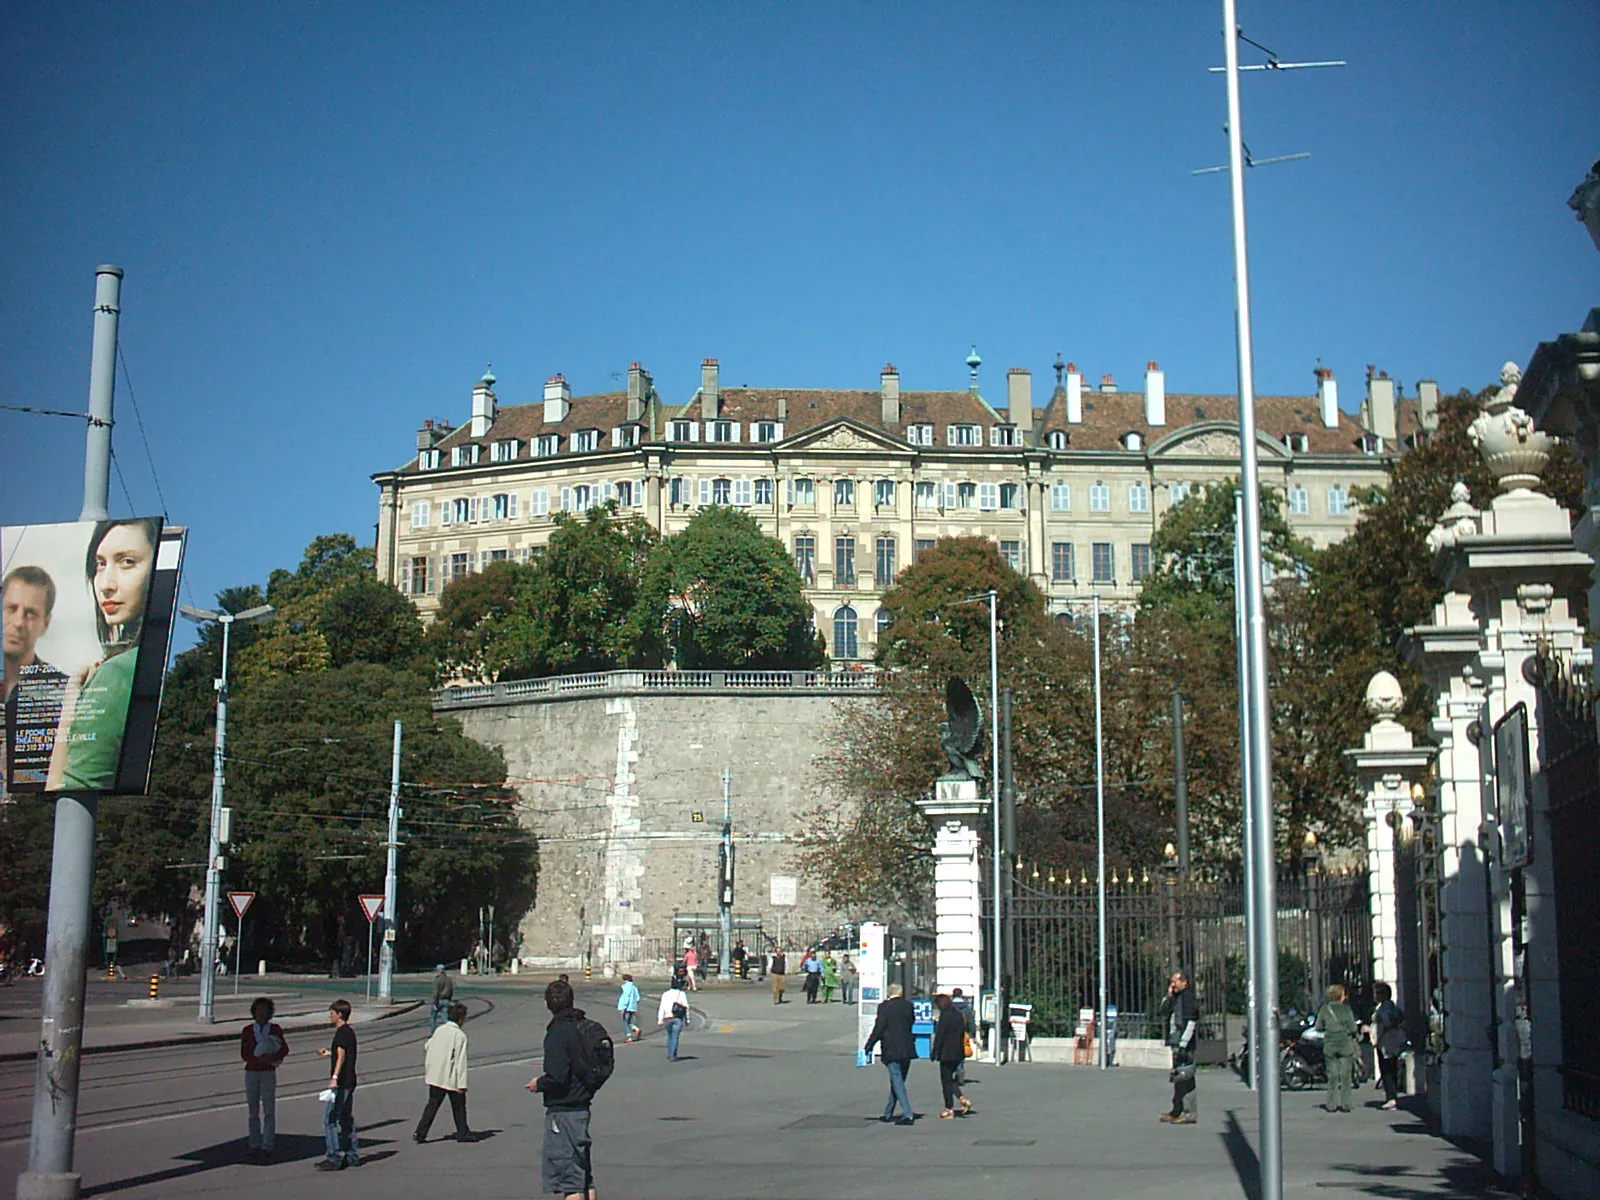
863,983,918,1125
1157,970,1200,1124
526,979,597,1200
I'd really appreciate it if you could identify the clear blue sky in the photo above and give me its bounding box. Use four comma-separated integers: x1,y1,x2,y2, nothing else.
4,2,1595,627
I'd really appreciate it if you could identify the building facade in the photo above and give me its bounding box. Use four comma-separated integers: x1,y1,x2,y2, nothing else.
374,354,1428,660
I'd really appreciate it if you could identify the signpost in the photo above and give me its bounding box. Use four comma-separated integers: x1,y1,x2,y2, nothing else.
359,895,384,1003
228,892,254,995
770,875,797,951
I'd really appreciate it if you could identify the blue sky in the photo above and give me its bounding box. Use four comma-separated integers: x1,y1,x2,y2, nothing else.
3,2,1595,626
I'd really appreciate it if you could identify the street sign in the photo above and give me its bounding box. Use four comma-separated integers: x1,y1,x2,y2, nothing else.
770,875,797,907
227,891,255,920
359,894,385,923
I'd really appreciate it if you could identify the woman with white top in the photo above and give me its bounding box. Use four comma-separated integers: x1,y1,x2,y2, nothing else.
658,975,690,1062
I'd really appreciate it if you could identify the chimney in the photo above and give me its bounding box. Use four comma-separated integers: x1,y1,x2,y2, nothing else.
1143,361,1165,426
1066,362,1083,424
1417,379,1440,432
777,394,788,421
1006,368,1032,436
627,362,650,422
1099,373,1117,394
543,373,571,424
1315,366,1339,429
417,419,442,453
1366,371,1396,441
700,358,720,420
879,363,901,425
470,367,497,438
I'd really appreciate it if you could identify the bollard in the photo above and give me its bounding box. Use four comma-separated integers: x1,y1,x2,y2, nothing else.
149,974,160,999
258,960,267,976
106,963,116,981
584,962,592,980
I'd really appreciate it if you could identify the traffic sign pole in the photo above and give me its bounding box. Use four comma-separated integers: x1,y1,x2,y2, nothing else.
358,895,384,1005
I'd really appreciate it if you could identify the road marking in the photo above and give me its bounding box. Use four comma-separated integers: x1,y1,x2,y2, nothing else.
0,1056,538,1147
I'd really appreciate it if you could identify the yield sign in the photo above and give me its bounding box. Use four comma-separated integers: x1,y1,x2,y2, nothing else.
358,894,385,924
228,891,255,920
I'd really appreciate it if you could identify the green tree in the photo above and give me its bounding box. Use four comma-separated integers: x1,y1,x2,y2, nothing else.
238,534,376,681
641,506,825,670
428,559,531,681
320,577,425,669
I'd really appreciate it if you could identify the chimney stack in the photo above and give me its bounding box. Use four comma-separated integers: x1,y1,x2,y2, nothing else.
470,366,497,438
1315,366,1339,429
1099,373,1117,394
1417,379,1439,431
543,373,571,425
1365,370,1396,441
1006,368,1032,438
880,363,901,426
1066,362,1083,424
777,394,788,421
417,419,442,453
700,358,720,420
1143,361,1165,426
627,362,652,423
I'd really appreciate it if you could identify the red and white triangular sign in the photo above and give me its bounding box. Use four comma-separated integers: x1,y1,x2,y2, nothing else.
359,894,385,923
228,891,255,920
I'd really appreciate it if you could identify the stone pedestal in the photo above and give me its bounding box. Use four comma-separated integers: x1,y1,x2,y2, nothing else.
916,778,990,1004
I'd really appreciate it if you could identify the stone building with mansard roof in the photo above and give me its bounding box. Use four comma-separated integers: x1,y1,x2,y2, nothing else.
372,352,1432,663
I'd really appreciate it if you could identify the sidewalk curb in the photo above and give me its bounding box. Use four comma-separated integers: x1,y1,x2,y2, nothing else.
0,998,423,1064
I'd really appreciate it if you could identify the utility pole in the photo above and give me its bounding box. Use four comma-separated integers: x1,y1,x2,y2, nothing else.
1000,688,1016,1006
379,721,401,1002
1093,591,1108,1070
1235,494,1260,1091
718,768,733,983
986,589,1002,1066
1172,692,1190,878
20,265,121,1200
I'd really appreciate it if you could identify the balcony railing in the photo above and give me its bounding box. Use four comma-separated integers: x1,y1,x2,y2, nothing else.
434,667,885,708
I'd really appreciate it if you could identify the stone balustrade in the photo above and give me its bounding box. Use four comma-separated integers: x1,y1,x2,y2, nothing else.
434,667,885,709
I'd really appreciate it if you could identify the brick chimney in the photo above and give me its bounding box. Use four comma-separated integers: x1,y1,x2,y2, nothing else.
1006,368,1032,438
627,361,651,423
470,367,497,438
1315,366,1339,429
880,363,900,426
1143,361,1165,426
1066,362,1083,424
543,374,571,425
700,358,720,420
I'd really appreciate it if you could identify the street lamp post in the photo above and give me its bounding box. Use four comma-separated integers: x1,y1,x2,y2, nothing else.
1163,843,1181,974
1301,832,1324,1009
179,603,274,1023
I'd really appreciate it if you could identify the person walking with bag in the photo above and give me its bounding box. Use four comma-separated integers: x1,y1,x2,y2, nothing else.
932,994,973,1119
863,983,918,1125
525,978,607,1200
1316,983,1360,1113
659,974,690,1062
1364,982,1408,1110
240,997,289,1160
1157,970,1199,1125
415,1002,476,1142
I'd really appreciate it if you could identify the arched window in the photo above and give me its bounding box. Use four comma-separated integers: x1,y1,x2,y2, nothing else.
875,607,893,636
833,605,859,659
1047,430,1068,450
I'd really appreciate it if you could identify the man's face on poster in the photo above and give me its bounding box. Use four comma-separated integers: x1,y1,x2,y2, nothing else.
2,579,52,665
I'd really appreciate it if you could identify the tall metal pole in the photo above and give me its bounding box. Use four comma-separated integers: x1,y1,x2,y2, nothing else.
1220,3,1283,1188
987,589,1002,1064
21,265,122,1200
378,720,401,1002
1000,688,1016,1004
1172,692,1190,877
719,768,733,983
1093,592,1108,1070
1235,494,1260,1091
197,617,232,1024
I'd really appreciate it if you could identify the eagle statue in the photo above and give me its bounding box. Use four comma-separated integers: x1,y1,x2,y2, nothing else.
938,676,985,783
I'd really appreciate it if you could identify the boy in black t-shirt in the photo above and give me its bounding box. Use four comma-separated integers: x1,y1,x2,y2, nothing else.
316,1000,360,1170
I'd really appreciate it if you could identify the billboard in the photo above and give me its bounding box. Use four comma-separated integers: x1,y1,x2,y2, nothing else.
2,518,185,795
1493,702,1532,871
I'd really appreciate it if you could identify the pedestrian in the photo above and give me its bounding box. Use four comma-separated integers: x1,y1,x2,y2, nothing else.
415,1001,475,1143
1365,981,1408,1110
681,942,700,991
732,939,748,980
769,948,787,1004
821,953,839,1003
1316,983,1360,1113
1157,970,1199,1125
315,999,361,1170
802,950,822,1004
616,973,642,1042
659,973,690,1061
240,996,289,1160
863,983,917,1125
840,954,857,1005
525,978,602,1200
951,988,975,1084
932,994,973,1119
429,964,454,1034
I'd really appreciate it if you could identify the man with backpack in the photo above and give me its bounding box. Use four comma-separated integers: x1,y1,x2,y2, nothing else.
526,978,610,1200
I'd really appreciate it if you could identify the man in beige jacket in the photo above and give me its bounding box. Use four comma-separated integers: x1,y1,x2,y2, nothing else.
414,1002,475,1142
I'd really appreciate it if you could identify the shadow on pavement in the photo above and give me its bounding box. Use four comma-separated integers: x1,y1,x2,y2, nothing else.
1327,1158,1516,1199
1220,1109,1262,1200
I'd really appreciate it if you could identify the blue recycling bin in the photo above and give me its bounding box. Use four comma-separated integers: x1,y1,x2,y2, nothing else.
912,998,935,1059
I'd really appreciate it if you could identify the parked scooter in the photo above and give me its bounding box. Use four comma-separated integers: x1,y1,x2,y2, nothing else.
26,957,44,977
1281,1022,1372,1090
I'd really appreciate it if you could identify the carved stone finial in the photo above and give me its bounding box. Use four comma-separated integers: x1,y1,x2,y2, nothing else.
1570,158,1600,255
1468,361,1554,495
1365,671,1405,722
1426,481,1480,553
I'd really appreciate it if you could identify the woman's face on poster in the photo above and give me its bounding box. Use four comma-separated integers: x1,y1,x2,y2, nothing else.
94,524,154,631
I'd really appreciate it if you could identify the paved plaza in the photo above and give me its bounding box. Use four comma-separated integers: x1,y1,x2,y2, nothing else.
1,973,1511,1199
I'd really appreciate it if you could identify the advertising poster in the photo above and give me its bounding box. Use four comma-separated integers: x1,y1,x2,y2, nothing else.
2,518,185,795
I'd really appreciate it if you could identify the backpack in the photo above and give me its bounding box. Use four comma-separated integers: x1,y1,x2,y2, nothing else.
574,1017,615,1093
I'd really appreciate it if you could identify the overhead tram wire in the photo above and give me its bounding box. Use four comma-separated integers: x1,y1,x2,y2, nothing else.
116,344,170,518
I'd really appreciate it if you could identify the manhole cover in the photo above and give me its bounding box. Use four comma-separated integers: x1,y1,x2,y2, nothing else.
784,1114,869,1130
973,1138,1036,1147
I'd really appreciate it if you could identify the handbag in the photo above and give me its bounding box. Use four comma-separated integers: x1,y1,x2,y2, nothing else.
962,1031,974,1059
671,1002,687,1020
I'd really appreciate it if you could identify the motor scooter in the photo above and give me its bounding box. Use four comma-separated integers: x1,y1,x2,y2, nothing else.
1281,1024,1372,1090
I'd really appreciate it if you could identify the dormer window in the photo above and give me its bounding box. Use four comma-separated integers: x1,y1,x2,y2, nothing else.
452,443,482,467
907,423,934,446
991,425,1019,447
755,421,782,444
573,429,600,453
491,438,520,463
418,449,441,470
1284,432,1309,453
1360,434,1382,455
948,424,980,447
1120,431,1143,452
669,419,699,442
710,420,738,444
1046,430,1068,450
613,425,641,448
535,434,560,457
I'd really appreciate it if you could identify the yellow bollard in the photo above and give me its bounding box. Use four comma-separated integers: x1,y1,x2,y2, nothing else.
149,975,160,1000
584,962,592,980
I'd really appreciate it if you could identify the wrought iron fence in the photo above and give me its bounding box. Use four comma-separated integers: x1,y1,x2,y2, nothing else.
986,865,1371,1043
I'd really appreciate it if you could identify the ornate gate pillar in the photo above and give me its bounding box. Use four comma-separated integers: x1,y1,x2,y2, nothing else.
915,778,989,1005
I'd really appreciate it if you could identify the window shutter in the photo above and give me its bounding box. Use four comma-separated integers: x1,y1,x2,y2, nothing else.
466,551,477,574
561,486,573,512
979,482,998,511
698,477,711,506
507,492,519,519
774,423,784,441
636,478,646,507
601,481,615,505
427,556,437,594
786,478,794,507
400,558,411,593
734,478,752,506
942,481,957,509
467,496,480,523
440,501,453,526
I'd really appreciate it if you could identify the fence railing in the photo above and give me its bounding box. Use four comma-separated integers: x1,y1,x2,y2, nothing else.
435,668,885,708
